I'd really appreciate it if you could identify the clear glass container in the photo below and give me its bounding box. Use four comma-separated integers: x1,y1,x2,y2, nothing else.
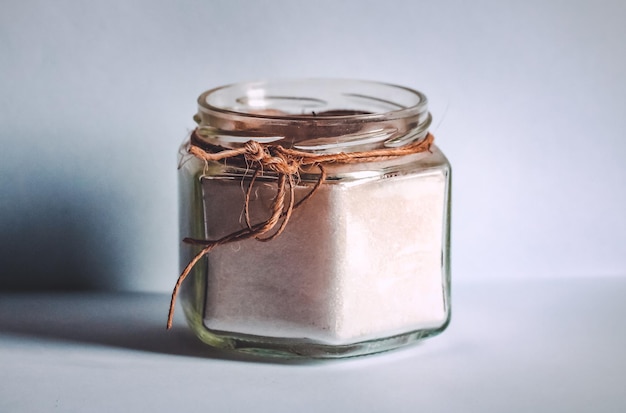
177,79,451,358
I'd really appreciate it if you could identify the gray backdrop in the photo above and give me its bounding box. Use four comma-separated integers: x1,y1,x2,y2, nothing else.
1,0,625,292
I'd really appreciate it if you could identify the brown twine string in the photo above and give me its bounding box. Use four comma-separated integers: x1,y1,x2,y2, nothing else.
166,130,435,329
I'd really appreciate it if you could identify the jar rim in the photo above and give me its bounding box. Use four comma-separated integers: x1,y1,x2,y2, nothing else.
197,78,429,122
194,79,431,152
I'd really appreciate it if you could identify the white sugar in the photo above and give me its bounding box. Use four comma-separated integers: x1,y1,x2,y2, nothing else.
200,152,448,345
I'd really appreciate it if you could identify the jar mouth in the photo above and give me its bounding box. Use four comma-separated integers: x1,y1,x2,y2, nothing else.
195,79,431,152
198,78,428,120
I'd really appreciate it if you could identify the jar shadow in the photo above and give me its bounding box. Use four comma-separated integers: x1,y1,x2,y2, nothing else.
0,292,325,365
0,179,131,291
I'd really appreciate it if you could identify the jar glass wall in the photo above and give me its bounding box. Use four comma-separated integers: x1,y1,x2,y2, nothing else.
177,79,451,358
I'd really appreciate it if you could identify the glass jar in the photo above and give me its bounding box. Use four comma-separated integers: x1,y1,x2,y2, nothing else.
176,79,451,358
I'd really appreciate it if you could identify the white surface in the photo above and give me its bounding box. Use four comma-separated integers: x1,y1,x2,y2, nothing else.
1,278,624,412
1,1,625,292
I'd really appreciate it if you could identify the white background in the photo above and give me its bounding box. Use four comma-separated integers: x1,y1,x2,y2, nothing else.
1,0,625,292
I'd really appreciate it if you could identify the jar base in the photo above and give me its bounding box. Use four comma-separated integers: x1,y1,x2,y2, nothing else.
185,309,449,359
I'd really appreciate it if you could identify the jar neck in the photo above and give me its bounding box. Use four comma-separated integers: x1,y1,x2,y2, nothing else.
193,79,432,154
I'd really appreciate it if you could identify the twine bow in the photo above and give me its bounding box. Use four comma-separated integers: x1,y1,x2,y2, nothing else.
167,131,435,329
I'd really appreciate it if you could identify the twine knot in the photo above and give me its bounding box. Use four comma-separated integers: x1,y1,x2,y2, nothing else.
242,141,302,175
242,140,266,162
